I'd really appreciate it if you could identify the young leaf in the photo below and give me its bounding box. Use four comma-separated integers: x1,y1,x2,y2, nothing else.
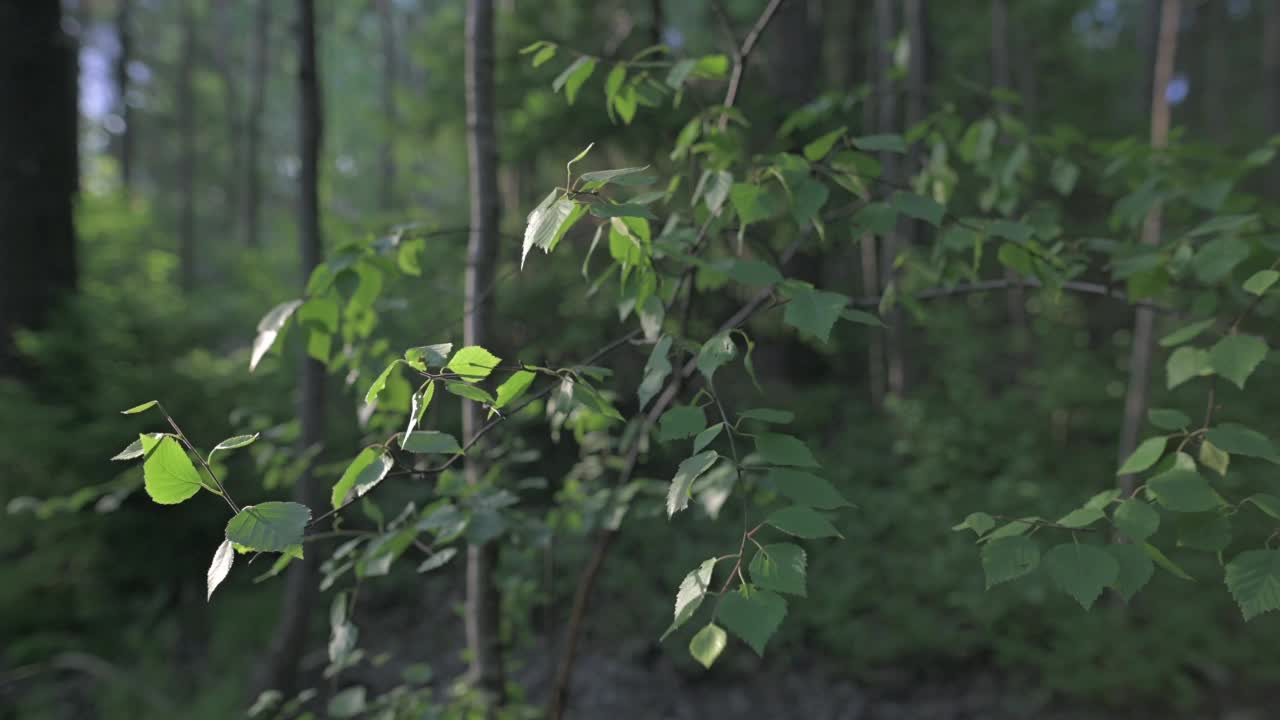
657,405,707,443
1056,507,1105,528
749,543,807,597
493,370,536,411
447,345,501,382
212,434,259,453
1144,542,1194,581
207,539,234,601
405,381,436,437
249,299,304,372
1044,543,1118,610
446,381,495,405
1209,335,1268,390
852,133,906,153
1107,543,1154,602
1112,500,1159,542
579,166,653,190
1199,439,1230,476
404,343,453,369
224,501,311,553
1148,408,1190,431
401,431,463,455
364,359,404,406
981,536,1040,588
554,57,596,104
688,623,727,669
697,332,737,381
1166,346,1211,389
667,451,720,517
522,190,574,268
140,435,204,505
953,511,996,537
331,448,394,509
1158,318,1215,348
692,423,724,454
717,587,787,656
1225,549,1280,621
766,468,851,509
638,336,673,411
783,285,850,343
754,433,820,468
417,547,458,574
661,557,718,641
1244,269,1280,296
802,126,845,161
1116,436,1167,475
765,505,841,538
120,400,158,415
1148,468,1223,512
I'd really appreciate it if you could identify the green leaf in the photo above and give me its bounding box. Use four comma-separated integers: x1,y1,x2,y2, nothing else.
852,133,906,153
693,423,724,454
1193,236,1251,283
249,299,304,372
662,557,718,641
402,431,463,455
447,345,502,383
364,359,404,406
554,56,596,104
953,511,996,537
327,687,367,718
521,190,573,268
1084,489,1121,509
207,539,234,601
417,547,458,573
1144,542,1194,580
803,126,846,161
1175,511,1231,551
1209,335,1268,390
493,370,536,411
1112,500,1160,542
1117,436,1167,475
1149,468,1223,512
841,308,885,327
1056,507,1105,528
754,433,820,468
1107,543,1153,602
703,170,733,214
1225,550,1280,620
121,400,157,415
1166,346,1211,389
718,588,787,655
1206,423,1280,463
730,183,780,226
767,468,851,509
852,202,897,235
331,448,394,509
1044,543,1118,610
531,45,556,67
738,408,795,424
1159,318,1215,348
638,336,673,411
1199,439,1230,476
1050,158,1080,196
765,505,841,538
404,342,452,369
405,381,436,437
981,536,1040,588
297,296,338,333
447,381,495,405
1244,269,1280,296
725,259,783,287
1148,408,1190,431
782,285,850,343
589,202,657,219
1244,493,1280,520
667,451,720,517
697,332,736,381
111,437,147,461
890,191,944,227
141,435,204,505
749,543,807,597
657,405,707,443
688,623,727,669
225,502,311,553
212,434,259,453
579,166,653,189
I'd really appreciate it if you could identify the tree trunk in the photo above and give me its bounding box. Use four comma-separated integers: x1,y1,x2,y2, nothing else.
0,0,78,377
650,0,664,47
860,1,886,407
377,0,398,212
177,1,197,291
875,0,906,397
1118,0,1181,497
463,0,505,706
1265,0,1280,194
114,0,133,193
254,0,326,698
214,0,243,231
1200,0,1226,141
243,0,271,248
992,0,1029,364
1137,0,1161,120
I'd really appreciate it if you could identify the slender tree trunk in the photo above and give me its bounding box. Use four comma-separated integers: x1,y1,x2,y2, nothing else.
254,0,325,697
377,0,398,212
860,2,886,407
875,0,906,397
650,0,664,46
1265,0,1280,194
1118,0,1181,497
0,0,78,377
243,0,271,247
177,2,196,291
463,0,505,706
214,0,243,230
992,0,1029,363
114,0,133,193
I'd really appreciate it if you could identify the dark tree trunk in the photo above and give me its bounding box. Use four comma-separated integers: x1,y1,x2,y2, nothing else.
1200,0,1227,141
177,2,197,291
254,0,326,698
858,1,886,407
875,0,906,397
463,0,505,706
0,0,78,377
243,0,271,247
1267,0,1280,194
992,0,1029,363
377,0,398,212
650,0,664,46
114,0,133,193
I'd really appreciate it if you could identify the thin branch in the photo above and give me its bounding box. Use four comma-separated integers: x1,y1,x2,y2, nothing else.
849,278,1174,312
156,402,239,514
718,0,786,129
